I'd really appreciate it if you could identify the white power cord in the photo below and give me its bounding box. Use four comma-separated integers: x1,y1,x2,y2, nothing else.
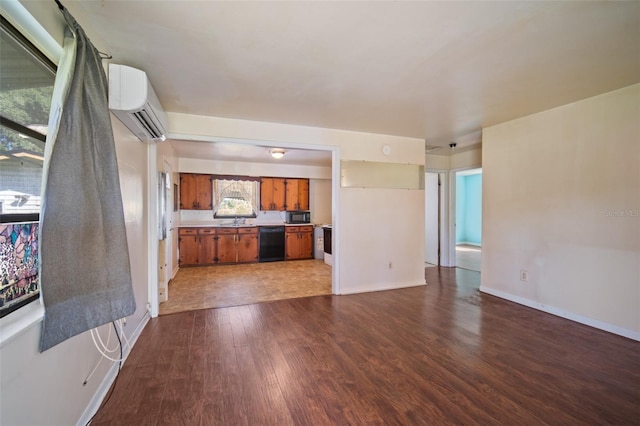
84,318,130,386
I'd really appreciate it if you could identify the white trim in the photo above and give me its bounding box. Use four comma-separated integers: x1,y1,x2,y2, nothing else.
0,301,44,348
448,166,483,268
457,241,481,247
163,132,342,296
331,147,340,295
148,144,159,318
76,358,119,426
339,281,426,296
171,265,179,280
0,0,62,64
76,311,150,426
479,286,640,342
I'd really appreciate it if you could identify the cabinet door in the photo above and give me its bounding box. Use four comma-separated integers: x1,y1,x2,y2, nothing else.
299,229,313,259
195,174,213,210
260,178,275,210
237,233,259,263
285,179,299,211
179,174,197,209
285,231,300,260
199,234,216,265
216,234,237,264
285,178,310,211
179,234,199,266
297,179,310,211
260,178,286,211
272,178,286,211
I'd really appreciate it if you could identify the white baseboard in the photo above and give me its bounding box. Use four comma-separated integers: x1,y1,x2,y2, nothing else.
339,280,426,295
77,312,151,426
479,286,640,342
171,265,179,279
457,242,481,247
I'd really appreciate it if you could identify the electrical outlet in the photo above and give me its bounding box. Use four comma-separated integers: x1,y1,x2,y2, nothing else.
520,270,529,282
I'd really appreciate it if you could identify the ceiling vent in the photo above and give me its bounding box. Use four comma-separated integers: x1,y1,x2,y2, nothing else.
108,64,167,143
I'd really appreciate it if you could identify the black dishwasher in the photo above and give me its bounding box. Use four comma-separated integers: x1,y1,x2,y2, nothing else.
259,226,285,262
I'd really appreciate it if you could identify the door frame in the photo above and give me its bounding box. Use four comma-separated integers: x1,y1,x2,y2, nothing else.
426,168,451,266
147,135,341,318
448,167,483,268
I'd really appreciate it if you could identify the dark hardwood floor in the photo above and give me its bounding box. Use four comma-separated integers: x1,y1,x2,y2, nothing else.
91,267,640,425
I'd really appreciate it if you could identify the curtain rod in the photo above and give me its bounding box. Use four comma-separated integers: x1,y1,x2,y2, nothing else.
53,0,113,60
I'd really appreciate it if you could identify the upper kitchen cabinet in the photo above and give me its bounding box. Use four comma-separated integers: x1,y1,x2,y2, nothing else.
260,177,310,211
285,178,309,211
180,173,213,210
260,177,286,211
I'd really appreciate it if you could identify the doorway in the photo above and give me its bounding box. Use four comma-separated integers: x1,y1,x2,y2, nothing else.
151,139,340,317
454,168,482,272
425,172,441,267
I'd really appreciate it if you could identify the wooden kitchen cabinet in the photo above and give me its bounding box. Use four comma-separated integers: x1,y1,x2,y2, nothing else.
198,228,216,264
179,227,216,265
217,227,259,264
285,225,313,260
215,228,238,264
260,177,310,211
179,226,259,266
180,173,212,210
237,227,259,263
260,177,286,211
285,178,310,211
178,228,199,266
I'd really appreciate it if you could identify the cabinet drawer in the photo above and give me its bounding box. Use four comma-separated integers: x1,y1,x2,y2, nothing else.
216,228,238,235
238,227,258,235
179,228,197,235
198,228,216,235
286,225,312,233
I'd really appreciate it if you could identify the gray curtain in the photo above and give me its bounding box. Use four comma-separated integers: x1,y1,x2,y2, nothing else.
39,9,135,352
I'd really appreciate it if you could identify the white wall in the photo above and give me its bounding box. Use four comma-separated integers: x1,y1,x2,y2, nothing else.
0,2,152,423
481,84,640,340
310,178,332,225
168,112,426,294
0,118,151,425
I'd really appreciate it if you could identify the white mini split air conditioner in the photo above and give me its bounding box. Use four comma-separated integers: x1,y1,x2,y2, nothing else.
108,64,167,143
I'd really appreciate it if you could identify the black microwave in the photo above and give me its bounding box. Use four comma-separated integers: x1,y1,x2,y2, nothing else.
286,211,311,224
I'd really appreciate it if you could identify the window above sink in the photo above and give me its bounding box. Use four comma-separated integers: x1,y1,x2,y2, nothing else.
213,178,258,218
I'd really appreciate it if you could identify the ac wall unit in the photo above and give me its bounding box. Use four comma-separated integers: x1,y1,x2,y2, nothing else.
108,63,167,143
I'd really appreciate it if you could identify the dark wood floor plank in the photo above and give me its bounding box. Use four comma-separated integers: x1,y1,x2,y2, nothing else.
91,267,640,425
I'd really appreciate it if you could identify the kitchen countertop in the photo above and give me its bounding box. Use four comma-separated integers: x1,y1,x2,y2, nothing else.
178,222,316,228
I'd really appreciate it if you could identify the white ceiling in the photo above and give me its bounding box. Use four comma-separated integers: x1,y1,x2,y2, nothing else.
61,1,639,163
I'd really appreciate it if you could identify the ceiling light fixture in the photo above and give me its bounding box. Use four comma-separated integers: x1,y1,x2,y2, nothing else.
449,143,457,151
270,148,286,159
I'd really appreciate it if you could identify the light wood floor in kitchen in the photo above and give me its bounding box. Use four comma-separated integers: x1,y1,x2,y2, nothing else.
160,260,332,315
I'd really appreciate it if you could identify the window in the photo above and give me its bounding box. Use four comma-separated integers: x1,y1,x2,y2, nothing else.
213,178,258,218
0,16,56,318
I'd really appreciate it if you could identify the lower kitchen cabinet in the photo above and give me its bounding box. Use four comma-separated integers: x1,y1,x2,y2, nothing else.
179,227,259,266
215,229,238,264
285,225,313,260
178,228,199,266
216,227,259,264
237,227,259,263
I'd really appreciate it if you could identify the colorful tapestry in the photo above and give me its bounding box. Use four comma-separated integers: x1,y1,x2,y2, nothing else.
0,222,39,317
